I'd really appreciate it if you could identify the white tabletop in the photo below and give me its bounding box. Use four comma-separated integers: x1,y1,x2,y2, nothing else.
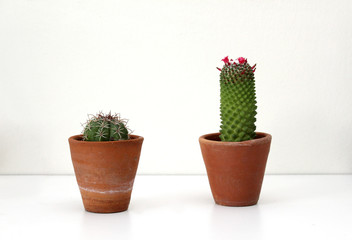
0,175,351,240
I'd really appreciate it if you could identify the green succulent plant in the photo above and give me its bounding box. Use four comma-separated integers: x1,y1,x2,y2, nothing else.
82,112,130,141
217,56,257,142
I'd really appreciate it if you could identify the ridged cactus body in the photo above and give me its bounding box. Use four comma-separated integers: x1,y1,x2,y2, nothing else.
82,112,129,141
219,57,257,142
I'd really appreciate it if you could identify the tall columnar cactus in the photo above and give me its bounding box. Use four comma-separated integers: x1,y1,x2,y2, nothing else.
82,112,130,141
218,56,257,142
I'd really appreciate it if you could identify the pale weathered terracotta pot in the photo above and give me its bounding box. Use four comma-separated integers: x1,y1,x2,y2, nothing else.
68,134,143,213
199,132,271,206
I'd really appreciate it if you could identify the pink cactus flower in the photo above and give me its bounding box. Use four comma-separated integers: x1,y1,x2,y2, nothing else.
238,57,247,64
221,56,230,64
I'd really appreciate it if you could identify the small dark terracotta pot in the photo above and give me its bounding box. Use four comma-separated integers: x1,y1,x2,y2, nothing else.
68,135,143,213
199,132,271,207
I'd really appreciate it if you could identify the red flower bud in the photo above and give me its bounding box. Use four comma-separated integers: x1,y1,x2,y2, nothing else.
251,64,256,72
216,67,222,71
221,56,230,65
238,57,246,64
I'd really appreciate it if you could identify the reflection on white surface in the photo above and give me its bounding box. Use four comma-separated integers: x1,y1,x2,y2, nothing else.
80,211,132,239
210,205,263,239
0,175,351,240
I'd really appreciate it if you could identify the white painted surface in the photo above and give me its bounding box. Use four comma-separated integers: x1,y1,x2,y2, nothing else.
0,0,351,174
0,175,351,240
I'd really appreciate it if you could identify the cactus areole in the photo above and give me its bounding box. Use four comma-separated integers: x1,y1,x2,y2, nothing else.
82,112,130,141
218,56,257,142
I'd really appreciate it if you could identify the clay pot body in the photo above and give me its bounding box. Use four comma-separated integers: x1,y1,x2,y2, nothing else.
68,135,143,213
199,132,271,206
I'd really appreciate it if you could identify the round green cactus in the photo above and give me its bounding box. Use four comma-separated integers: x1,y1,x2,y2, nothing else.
218,56,257,142
82,112,130,141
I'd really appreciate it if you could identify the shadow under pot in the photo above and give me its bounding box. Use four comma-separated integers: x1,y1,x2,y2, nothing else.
68,135,143,213
199,132,272,207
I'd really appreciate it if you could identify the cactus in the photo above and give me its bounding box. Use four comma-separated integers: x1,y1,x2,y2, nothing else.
82,112,130,141
217,56,257,142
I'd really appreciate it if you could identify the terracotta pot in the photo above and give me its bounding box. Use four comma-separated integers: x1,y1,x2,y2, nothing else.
68,134,143,213
199,132,271,206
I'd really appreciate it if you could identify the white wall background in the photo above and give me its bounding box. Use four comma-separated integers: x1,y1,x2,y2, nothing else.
0,0,351,174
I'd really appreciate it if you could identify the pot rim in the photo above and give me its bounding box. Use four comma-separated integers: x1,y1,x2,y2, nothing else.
199,132,271,146
68,134,144,144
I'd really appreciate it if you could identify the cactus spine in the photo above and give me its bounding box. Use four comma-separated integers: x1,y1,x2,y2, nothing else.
218,56,257,142
82,112,129,141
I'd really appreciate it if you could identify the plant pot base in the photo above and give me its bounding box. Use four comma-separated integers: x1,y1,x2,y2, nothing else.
83,198,130,213
79,188,132,213
215,199,258,207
